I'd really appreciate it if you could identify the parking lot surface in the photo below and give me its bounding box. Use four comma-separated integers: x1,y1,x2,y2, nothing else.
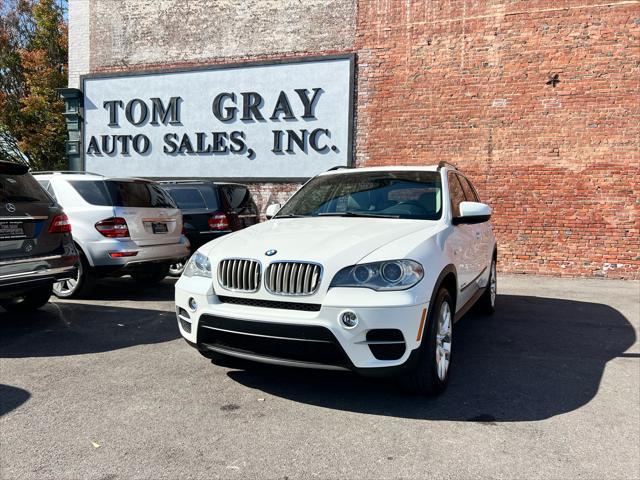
1,275,639,480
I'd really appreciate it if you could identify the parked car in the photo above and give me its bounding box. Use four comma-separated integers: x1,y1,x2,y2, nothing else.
174,163,496,396
159,181,259,276
0,161,77,312
33,172,190,298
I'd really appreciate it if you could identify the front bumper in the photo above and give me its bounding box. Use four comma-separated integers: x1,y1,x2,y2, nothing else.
175,275,428,373
85,236,190,268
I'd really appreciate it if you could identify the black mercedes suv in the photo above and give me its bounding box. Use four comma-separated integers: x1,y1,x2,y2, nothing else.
159,181,259,275
0,161,77,312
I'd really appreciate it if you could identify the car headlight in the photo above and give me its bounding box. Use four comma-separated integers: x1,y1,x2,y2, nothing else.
330,260,424,291
183,251,212,278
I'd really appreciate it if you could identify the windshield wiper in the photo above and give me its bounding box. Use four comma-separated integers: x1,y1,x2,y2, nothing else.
317,212,400,219
274,214,310,218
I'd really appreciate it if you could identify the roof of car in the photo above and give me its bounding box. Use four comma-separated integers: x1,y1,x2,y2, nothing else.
319,165,442,176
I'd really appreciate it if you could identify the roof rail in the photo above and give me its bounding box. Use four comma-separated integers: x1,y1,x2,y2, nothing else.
157,179,208,184
327,165,355,172
33,170,102,176
437,161,457,171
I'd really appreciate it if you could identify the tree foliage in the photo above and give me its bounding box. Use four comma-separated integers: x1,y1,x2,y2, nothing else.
0,0,67,169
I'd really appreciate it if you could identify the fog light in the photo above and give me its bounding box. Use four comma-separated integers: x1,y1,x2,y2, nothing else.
340,310,358,329
188,297,198,311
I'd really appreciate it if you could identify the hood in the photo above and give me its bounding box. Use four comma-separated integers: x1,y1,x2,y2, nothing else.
204,216,437,266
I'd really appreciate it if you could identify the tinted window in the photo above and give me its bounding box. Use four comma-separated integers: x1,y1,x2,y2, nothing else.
197,185,220,210
70,181,112,206
71,180,176,208
448,172,466,217
277,171,442,220
1,172,50,203
167,188,207,209
457,175,480,202
222,185,258,215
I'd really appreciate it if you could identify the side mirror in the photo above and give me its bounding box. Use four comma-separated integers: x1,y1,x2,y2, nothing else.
453,201,492,225
265,203,281,220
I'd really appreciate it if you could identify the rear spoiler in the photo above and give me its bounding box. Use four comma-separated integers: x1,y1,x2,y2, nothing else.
0,160,29,175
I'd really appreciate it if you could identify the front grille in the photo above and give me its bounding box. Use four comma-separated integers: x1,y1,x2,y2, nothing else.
265,261,322,296
218,259,261,292
218,296,321,312
197,315,350,367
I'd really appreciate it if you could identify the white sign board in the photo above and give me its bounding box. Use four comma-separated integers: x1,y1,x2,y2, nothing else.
82,56,353,179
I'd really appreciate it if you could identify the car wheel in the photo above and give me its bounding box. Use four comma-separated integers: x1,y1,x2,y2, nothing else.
477,257,497,315
53,253,95,299
399,288,454,396
168,260,186,277
0,284,53,312
131,264,171,284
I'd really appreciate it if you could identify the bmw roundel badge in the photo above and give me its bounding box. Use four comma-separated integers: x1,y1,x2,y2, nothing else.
265,249,277,257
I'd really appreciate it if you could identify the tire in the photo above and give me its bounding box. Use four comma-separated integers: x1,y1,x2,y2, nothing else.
477,256,497,315
398,288,454,396
130,264,171,284
0,284,53,312
168,260,186,277
53,253,96,299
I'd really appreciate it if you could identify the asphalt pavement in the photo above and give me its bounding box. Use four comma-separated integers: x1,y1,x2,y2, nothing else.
1,275,639,479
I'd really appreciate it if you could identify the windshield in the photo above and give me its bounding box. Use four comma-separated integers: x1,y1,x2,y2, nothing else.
276,171,442,220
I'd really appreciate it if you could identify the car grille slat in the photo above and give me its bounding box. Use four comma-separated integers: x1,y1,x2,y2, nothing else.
265,261,322,296
218,259,261,292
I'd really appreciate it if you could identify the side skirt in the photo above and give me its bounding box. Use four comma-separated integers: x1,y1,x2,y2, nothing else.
454,286,487,323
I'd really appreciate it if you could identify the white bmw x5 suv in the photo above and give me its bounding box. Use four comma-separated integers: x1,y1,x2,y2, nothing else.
175,164,497,395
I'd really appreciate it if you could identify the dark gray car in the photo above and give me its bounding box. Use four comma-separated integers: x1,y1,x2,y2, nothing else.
0,161,77,312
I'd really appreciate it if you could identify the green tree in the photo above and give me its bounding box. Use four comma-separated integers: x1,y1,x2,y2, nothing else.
0,0,67,169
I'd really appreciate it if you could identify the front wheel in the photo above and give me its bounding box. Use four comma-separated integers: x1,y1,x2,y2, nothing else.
398,288,454,396
0,284,53,312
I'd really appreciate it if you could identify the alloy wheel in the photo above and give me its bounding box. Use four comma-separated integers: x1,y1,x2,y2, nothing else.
435,300,452,381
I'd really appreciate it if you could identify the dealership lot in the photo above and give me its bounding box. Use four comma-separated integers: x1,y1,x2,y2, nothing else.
1,275,638,479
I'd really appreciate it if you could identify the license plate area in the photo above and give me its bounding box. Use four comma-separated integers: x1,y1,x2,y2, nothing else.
0,220,27,240
151,222,168,234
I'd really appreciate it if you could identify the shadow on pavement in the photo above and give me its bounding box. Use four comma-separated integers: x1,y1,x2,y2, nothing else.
75,276,177,302
0,302,179,358
0,384,30,416
227,294,636,422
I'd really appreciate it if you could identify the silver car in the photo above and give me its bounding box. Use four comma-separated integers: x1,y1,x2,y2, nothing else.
34,172,190,298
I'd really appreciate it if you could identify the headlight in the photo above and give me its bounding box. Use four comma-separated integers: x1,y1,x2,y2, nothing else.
183,251,212,278
330,260,424,291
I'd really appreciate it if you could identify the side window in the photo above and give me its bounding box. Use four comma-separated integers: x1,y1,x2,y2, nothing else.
457,175,479,203
447,172,466,218
223,186,258,215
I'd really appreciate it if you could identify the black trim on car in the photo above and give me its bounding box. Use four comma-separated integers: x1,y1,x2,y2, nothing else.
217,296,322,312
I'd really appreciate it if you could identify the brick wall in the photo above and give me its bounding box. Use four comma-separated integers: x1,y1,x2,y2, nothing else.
72,0,640,279
355,0,639,279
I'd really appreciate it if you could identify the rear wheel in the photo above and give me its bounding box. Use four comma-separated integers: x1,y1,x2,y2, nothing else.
0,284,53,312
168,260,186,277
398,288,454,396
53,253,95,299
477,257,497,315
131,264,170,284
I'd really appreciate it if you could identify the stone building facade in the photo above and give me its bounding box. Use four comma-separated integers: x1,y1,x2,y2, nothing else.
68,0,639,279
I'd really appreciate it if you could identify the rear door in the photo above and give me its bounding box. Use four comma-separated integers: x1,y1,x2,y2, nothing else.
220,184,259,230
108,180,182,247
1,164,62,261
